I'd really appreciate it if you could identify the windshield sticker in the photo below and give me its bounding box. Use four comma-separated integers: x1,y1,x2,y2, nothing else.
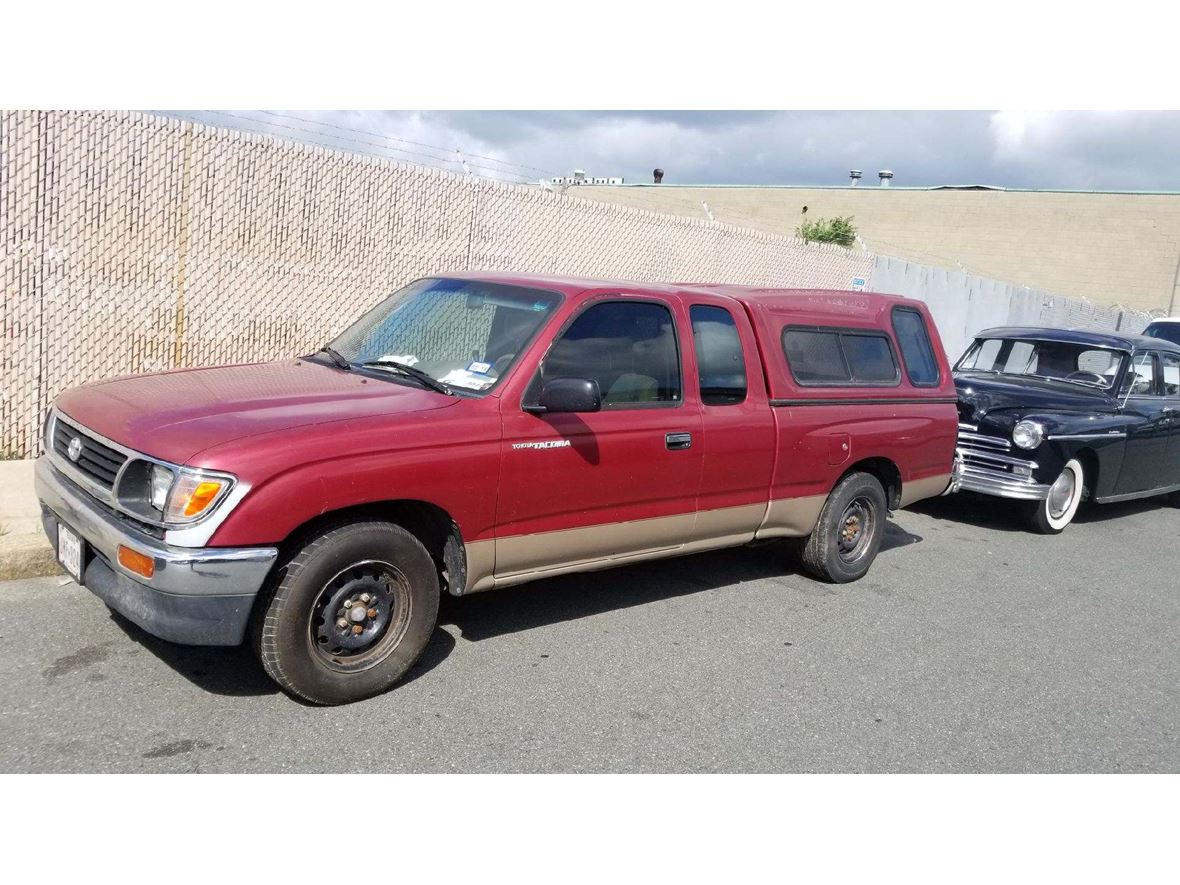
439,368,495,390
532,301,549,311
467,361,492,375
381,354,419,367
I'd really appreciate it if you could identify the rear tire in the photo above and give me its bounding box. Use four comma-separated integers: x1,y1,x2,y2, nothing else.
253,521,439,705
800,472,888,583
1024,458,1084,534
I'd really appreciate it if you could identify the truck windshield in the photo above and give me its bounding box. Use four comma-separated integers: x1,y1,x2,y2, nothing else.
327,278,562,394
957,337,1126,390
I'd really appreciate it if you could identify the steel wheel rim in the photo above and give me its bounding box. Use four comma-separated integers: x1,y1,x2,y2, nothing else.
306,559,412,673
837,496,875,563
1047,468,1076,519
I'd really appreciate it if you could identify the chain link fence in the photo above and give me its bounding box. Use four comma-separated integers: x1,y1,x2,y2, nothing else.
1,110,1161,458
1,110,875,457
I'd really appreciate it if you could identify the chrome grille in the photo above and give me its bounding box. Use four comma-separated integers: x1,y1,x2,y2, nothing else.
957,425,1032,477
52,418,128,490
955,422,1047,500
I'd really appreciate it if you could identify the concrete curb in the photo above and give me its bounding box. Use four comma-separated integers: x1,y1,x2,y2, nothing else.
0,532,60,581
0,459,61,581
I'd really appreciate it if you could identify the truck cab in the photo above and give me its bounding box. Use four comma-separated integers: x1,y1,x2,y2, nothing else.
36,273,959,704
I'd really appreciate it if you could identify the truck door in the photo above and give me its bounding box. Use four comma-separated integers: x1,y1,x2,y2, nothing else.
1115,351,1170,494
495,297,703,582
687,301,775,545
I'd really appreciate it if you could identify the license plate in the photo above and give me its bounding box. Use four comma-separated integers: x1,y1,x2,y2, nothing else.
57,523,84,583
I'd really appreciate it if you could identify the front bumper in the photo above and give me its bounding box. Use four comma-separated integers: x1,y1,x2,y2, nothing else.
35,456,278,645
955,427,1049,502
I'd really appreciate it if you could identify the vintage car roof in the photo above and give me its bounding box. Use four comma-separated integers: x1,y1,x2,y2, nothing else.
974,325,1180,354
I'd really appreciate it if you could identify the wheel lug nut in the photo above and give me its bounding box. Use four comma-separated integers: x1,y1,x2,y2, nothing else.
367,608,377,618
344,599,353,608
336,618,348,629
352,624,364,635
360,593,371,604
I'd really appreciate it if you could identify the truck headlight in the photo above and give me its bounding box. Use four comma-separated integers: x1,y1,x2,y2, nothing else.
116,460,236,525
149,464,174,512
1012,420,1045,450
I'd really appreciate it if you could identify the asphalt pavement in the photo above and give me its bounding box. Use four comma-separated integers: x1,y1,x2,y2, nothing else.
1,492,1177,772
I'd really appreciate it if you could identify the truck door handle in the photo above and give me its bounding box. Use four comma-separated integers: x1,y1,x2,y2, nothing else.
665,432,693,451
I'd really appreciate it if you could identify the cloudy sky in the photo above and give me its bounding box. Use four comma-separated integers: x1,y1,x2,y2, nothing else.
162,110,1180,191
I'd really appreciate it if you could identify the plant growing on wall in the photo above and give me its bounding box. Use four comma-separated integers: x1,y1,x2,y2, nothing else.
796,215,857,248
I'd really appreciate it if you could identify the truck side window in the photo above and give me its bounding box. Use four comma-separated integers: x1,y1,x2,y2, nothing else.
892,307,941,386
540,301,681,407
690,305,747,405
782,330,850,383
781,327,899,386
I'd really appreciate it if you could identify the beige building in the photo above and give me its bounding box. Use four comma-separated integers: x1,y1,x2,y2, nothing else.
572,184,1180,314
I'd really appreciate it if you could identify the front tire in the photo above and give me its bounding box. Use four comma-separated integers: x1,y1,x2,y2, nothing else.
1025,458,1084,534
254,521,440,705
800,472,888,583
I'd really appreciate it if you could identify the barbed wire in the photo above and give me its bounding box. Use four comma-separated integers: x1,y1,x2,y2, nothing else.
254,110,561,177
159,110,546,185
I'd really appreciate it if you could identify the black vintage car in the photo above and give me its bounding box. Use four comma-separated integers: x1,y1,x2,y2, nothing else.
953,326,1180,533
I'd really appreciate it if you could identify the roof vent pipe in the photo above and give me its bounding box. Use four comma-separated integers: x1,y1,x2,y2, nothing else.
849,169,862,186
878,170,893,187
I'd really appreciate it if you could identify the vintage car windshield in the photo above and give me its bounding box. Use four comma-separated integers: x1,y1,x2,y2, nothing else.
327,278,562,394
957,337,1126,390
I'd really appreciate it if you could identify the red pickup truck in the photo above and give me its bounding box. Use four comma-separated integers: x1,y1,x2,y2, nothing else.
36,273,959,704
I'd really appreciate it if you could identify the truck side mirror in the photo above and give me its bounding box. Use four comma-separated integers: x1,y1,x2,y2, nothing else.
527,378,602,414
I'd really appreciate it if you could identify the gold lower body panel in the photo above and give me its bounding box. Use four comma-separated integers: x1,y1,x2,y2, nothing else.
462,496,823,594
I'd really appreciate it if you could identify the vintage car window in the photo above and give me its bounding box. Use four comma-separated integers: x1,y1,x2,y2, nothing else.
891,308,940,386
782,328,899,386
538,300,682,407
1163,354,1180,396
328,277,561,394
1121,353,1159,396
960,337,1125,390
974,338,1003,368
690,305,747,405
1003,342,1036,374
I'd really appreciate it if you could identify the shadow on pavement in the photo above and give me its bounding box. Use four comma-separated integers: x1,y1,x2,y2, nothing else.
107,610,278,697
910,492,1034,533
442,527,921,644
914,488,1179,533
106,600,458,700
105,523,927,693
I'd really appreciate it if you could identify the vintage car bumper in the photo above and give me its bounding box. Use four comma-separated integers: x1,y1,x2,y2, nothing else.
955,426,1050,501
35,456,278,646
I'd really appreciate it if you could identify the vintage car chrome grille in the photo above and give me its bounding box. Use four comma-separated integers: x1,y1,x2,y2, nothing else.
52,417,128,490
955,423,1047,500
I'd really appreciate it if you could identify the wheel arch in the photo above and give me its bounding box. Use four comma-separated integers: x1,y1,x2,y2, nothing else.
276,499,467,597
842,456,902,509
1072,447,1099,498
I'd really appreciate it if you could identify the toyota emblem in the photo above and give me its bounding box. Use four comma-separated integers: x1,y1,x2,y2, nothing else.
67,436,83,462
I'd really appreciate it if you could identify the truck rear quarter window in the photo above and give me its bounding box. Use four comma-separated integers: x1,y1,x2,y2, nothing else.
781,327,899,387
891,307,941,386
690,305,747,405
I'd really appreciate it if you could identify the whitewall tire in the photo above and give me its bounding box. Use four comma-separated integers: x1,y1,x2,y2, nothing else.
1026,458,1084,534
